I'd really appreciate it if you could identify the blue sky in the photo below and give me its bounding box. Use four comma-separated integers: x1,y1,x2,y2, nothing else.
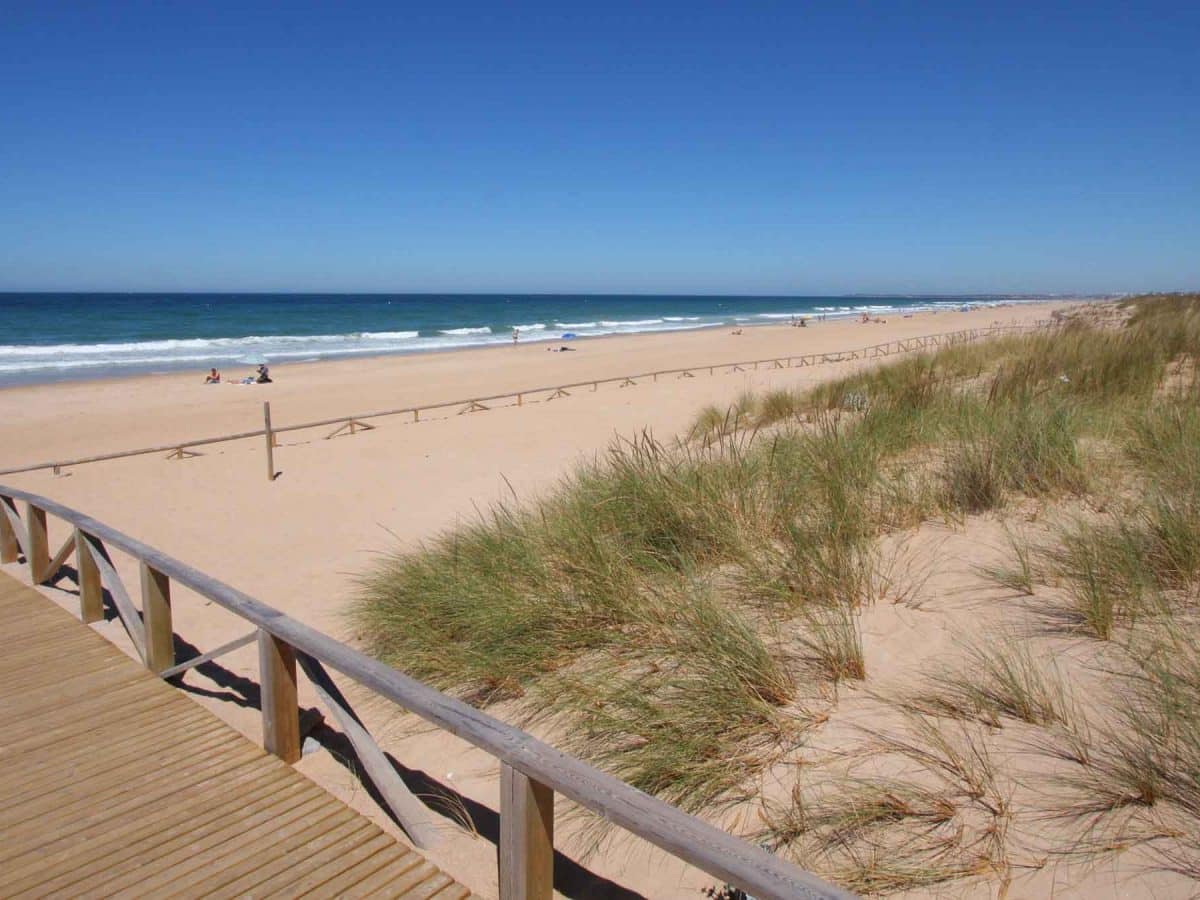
1,1,1197,294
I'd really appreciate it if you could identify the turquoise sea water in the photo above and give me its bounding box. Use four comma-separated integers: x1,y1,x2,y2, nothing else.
0,293,1051,386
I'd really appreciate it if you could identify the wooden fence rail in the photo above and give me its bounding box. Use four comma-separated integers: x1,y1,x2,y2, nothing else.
0,483,855,900
0,321,1053,479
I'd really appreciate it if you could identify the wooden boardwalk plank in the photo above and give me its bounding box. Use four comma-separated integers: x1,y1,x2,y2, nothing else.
4,710,228,803
0,572,478,899
204,820,385,897
8,703,214,780
0,688,188,756
77,788,334,898
2,714,258,816
148,802,356,898
0,640,129,682
303,846,424,897
278,839,420,896
3,717,240,813
0,742,266,857
5,773,303,896
0,674,169,730
104,796,343,898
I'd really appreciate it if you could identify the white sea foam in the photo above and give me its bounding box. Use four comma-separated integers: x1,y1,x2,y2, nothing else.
439,326,492,335
0,331,420,358
511,323,546,332
598,318,663,327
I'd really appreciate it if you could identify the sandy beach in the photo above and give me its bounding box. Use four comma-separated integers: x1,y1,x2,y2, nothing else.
7,1,1194,894
2,299,1137,899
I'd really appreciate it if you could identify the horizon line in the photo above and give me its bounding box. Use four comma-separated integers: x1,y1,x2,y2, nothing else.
0,289,1125,298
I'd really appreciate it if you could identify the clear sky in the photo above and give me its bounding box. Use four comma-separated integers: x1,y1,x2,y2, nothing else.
1,1,1197,294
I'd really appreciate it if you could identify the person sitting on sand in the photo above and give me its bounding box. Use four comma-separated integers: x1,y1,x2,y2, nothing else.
731,328,743,335
204,367,220,384
255,364,272,384
860,312,870,323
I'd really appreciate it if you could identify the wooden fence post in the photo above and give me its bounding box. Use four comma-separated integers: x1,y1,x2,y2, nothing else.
0,496,17,564
500,763,554,900
141,562,174,673
76,529,103,623
263,402,276,482
25,503,49,583
259,629,301,763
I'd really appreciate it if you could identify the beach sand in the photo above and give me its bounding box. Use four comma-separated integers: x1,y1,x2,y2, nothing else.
3,300,1144,899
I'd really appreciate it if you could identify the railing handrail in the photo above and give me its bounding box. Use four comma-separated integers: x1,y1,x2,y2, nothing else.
0,321,1051,477
0,482,854,900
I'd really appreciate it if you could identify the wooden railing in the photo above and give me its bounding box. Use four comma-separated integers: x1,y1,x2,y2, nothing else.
0,321,1053,479
0,484,856,900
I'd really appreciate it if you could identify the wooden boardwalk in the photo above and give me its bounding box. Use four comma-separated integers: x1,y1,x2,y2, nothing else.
0,572,475,899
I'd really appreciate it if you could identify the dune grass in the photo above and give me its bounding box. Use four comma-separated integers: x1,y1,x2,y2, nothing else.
763,714,1009,894
977,525,1038,595
897,637,1078,728
355,295,1200,887
1031,614,1200,877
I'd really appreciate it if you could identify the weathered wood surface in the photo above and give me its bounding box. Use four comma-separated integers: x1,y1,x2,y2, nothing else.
24,502,50,583
75,527,104,623
159,629,258,679
0,572,474,899
297,651,442,850
1,495,22,562
80,533,148,662
258,627,302,764
500,764,554,900
264,400,277,481
141,560,174,673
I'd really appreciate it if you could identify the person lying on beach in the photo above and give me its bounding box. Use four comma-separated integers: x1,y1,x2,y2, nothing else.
731,328,743,335
545,345,576,352
204,368,220,384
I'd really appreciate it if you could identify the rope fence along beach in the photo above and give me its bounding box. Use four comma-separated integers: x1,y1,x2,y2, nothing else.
0,484,856,900
0,321,1054,480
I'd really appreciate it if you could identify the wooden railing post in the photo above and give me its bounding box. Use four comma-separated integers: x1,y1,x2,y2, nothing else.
259,629,301,763
500,763,554,900
263,401,276,482
0,496,17,563
76,529,103,623
141,562,174,673
25,502,49,583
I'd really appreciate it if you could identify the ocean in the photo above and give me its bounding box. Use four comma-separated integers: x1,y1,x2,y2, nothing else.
0,293,1047,386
